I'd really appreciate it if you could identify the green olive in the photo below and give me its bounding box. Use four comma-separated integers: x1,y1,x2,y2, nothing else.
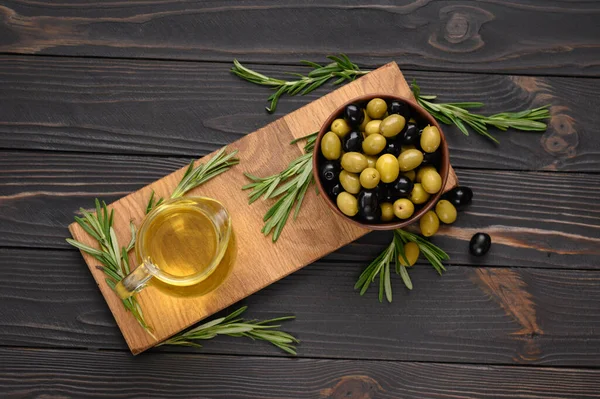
379,114,406,138
399,242,419,267
339,170,361,194
419,210,439,237
393,198,415,219
359,109,371,132
402,170,416,181
331,118,351,138
409,117,416,124
366,98,387,119
397,149,424,172
362,134,387,155
421,169,442,194
420,125,441,153
341,152,368,173
321,131,342,160
409,183,430,204
415,166,436,183
359,168,381,189
365,155,377,169
337,192,358,217
401,144,416,153
375,154,400,183
364,120,382,136
380,202,395,222
435,200,457,224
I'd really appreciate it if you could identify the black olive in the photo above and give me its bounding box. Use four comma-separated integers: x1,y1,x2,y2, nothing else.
389,175,414,198
343,130,364,152
469,233,491,256
357,189,380,222
327,182,343,198
344,103,365,127
421,148,441,166
443,186,473,210
401,123,419,145
361,206,382,223
387,101,411,120
319,160,340,186
383,138,402,157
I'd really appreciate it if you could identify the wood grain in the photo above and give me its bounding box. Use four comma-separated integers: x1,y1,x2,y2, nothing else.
1,56,598,171
2,349,600,399
66,63,458,354
2,152,598,269
0,1,599,75
2,248,600,366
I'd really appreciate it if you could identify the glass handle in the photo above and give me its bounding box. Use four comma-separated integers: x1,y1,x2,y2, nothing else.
114,259,157,299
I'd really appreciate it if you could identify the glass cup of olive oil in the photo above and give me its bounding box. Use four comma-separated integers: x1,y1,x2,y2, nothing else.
115,197,234,299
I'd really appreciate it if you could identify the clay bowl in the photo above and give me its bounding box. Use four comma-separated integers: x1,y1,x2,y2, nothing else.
312,94,449,230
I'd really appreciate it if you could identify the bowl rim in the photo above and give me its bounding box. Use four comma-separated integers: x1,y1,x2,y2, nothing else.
312,93,450,231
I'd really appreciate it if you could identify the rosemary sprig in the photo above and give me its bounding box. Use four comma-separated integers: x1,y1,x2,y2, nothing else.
159,306,298,355
146,147,240,213
242,133,317,242
412,81,551,144
355,229,449,303
231,55,368,112
66,199,152,333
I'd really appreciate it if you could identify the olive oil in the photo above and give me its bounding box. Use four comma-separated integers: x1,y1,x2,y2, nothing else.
141,203,218,278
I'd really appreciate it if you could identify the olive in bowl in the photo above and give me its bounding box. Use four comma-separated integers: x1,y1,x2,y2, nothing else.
313,94,450,230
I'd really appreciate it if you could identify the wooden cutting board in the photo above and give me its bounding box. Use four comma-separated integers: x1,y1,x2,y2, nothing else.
69,62,458,354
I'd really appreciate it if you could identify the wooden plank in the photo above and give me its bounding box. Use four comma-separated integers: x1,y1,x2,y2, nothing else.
0,1,598,76
2,348,600,399
66,62,458,354
2,152,598,269
1,56,598,171
2,248,600,366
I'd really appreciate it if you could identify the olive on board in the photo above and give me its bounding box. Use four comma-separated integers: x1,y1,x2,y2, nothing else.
435,200,457,224
409,183,430,204
444,186,473,210
344,103,364,127
339,170,361,194
397,149,424,172
393,198,414,219
321,131,342,160
380,202,395,222
364,120,382,136
341,152,368,174
398,242,419,267
331,118,351,138
401,122,419,145
359,167,381,189
379,114,406,138
469,232,491,256
419,210,439,237
420,169,442,194
375,154,400,183
337,192,358,217
387,101,411,119
420,125,441,153
362,134,387,155
319,160,340,186
343,130,364,153
388,175,414,198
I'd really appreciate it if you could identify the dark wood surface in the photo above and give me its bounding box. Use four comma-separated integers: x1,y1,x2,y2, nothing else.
1,1,599,397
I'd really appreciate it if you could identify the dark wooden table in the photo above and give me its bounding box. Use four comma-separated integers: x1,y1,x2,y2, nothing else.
1,1,599,398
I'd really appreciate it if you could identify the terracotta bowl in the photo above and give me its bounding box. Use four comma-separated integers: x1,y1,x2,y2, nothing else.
312,94,450,230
